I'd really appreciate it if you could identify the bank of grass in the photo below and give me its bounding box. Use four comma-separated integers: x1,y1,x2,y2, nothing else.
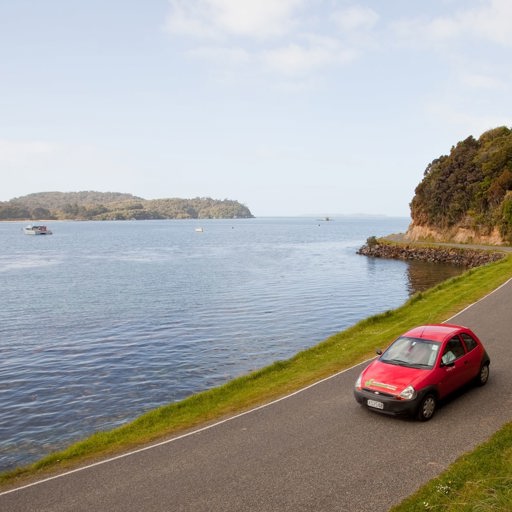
390,421,512,511
2,254,512,490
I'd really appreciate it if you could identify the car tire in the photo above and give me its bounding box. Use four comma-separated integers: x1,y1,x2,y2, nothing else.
417,393,436,421
476,363,490,386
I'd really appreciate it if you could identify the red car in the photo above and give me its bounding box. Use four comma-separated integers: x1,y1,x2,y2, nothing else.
354,324,490,421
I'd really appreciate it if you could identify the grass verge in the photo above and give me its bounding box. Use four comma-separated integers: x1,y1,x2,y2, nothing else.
390,422,512,511
2,254,512,490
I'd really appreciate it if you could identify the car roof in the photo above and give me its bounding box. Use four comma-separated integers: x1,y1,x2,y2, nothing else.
402,324,466,343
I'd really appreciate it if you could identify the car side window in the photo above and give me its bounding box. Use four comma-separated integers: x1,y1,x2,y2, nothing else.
442,336,465,364
461,333,477,352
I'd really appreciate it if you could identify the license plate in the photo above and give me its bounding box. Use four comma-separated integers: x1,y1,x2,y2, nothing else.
367,399,384,410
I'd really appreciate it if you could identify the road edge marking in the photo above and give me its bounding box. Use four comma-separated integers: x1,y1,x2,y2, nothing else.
445,276,512,322
0,358,373,496
3,276,512,497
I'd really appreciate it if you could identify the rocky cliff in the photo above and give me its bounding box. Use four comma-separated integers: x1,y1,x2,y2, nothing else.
404,223,504,246
406,126,512,246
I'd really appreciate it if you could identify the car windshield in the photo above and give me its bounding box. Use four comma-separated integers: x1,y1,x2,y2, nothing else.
380,336,441,369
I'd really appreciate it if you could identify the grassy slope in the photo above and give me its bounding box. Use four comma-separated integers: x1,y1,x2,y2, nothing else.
390,422,512,511
2,255,512,499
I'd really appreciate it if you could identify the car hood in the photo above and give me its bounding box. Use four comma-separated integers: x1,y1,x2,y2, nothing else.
361,360,429,394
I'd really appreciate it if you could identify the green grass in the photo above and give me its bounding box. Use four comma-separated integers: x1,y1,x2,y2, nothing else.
390,422,512,511
2,254,512,492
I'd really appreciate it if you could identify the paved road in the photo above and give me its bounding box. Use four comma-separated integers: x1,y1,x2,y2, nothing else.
2,279,512,512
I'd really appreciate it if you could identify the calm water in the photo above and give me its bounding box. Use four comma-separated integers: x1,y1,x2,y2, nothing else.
0,217,464,471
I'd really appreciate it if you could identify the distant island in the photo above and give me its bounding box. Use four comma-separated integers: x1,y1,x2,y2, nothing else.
0,192,254,221
406,126,512,245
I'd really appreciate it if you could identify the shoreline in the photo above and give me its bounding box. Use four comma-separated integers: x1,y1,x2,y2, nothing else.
2,254,512,511
357,238,507,268
2,251,512,486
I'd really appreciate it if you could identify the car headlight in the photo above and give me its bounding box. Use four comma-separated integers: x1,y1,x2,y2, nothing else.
355,374,362,389
399,385,417,400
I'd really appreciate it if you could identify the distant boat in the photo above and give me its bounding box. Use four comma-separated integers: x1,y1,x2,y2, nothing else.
195,227,204,233
23,225,53,235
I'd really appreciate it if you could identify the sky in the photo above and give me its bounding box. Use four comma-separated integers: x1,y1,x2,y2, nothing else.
1,0,511,217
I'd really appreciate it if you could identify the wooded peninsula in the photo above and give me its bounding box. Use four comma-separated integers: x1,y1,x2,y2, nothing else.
407,125,512,245
0,192,254,221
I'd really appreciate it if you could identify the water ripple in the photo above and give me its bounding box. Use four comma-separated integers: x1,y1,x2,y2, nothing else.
0,218,463,471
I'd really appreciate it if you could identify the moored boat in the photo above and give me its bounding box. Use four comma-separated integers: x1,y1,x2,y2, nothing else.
23,225,53,235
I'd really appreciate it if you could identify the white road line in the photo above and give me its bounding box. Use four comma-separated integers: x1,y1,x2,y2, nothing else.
3,275,511,497
0,359,373,497
445,276,512,322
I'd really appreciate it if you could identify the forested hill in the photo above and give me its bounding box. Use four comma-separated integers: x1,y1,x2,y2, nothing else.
0,192,254,220
408,126,512,245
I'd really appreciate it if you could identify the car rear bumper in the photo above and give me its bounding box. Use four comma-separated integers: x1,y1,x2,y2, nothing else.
354,388,421,417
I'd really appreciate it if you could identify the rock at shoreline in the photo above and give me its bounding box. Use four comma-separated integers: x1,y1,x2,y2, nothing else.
357,242,504,268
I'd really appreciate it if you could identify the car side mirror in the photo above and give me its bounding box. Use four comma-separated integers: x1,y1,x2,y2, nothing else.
441,361,455,368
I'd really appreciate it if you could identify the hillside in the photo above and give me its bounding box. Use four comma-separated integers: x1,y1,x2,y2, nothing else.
0,192,254,221
407,126,512,245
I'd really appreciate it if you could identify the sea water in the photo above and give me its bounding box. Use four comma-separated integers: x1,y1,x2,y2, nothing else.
0,217,463,470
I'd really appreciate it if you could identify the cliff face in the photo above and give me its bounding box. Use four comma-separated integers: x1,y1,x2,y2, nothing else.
406,126,512,246
405,223,505,246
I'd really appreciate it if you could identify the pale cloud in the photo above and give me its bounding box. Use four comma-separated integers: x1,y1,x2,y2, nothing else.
261,35,356,75
444,0,512,46
466,0,512,45
166,1,219,39
188,46,251,65
395,0,512,46
0,140,141,201
166,0,304,39
208,0,303,38
426,95,511,139
461,72,506,90
0,139,55,165
165,0,371,78
389,0,511,113
331,6,379,32
424,17,460,40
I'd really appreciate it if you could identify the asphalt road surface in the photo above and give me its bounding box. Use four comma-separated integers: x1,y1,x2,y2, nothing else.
2,278,512,512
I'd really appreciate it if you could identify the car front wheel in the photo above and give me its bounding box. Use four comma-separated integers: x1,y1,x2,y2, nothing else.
476,363,490,386
417,394,437,421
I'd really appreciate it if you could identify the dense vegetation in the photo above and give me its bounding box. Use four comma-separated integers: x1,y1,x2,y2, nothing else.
0,191,253,220
410,126,512,242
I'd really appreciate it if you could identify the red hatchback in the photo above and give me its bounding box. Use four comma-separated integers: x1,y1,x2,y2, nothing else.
354,324,490,421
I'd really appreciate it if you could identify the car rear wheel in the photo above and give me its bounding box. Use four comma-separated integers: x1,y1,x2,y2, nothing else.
476,363,490,386
417,394,436,421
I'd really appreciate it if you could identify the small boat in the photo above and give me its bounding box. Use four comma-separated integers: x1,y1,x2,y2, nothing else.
195,227,204,233
23,225,53,235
